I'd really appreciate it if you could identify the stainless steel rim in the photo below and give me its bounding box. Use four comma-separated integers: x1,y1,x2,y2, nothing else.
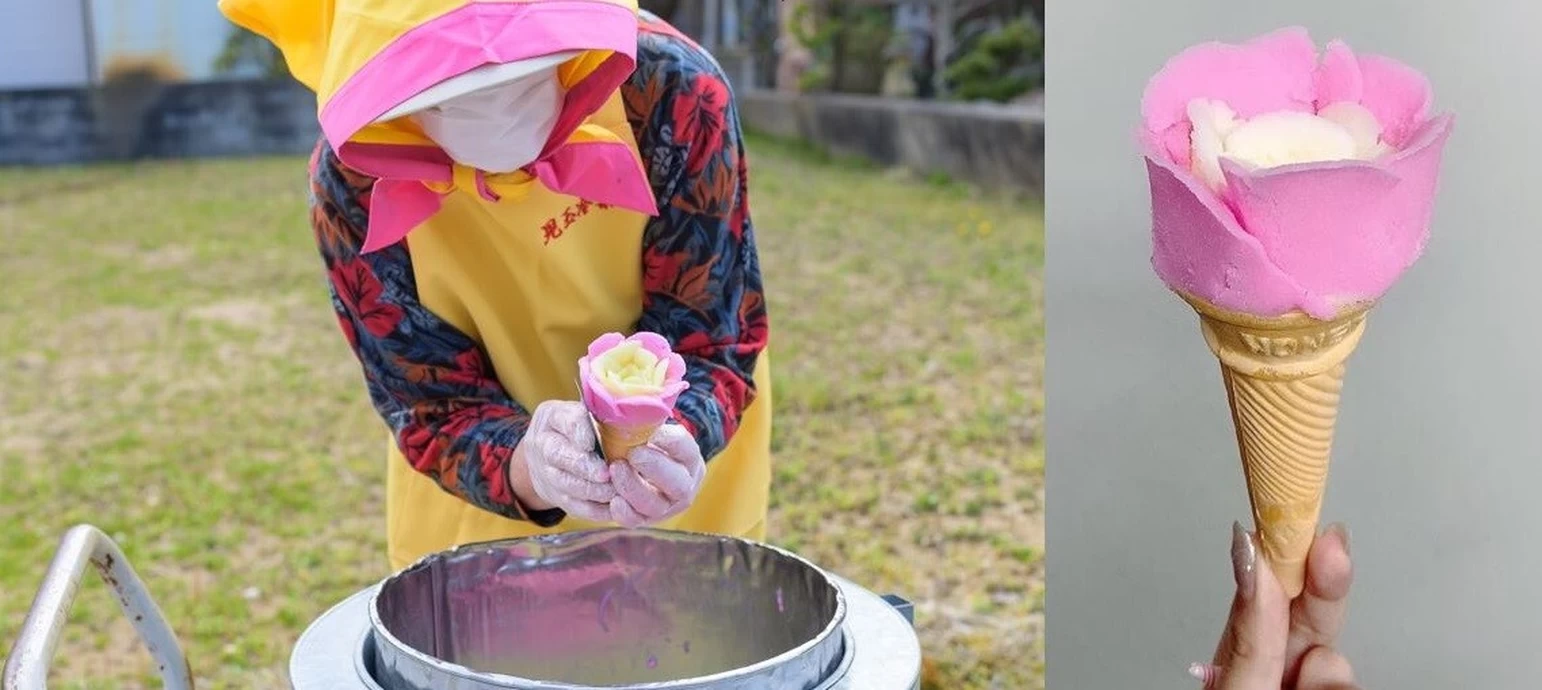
366,528,850,690
291,576,919,690
355,623,855,690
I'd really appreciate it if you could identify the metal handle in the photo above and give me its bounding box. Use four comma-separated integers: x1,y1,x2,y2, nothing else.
3,524,192,690
880,593,915,627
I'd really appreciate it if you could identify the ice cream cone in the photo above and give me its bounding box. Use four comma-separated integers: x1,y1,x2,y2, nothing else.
597,421,659,463
1180,293,1372,598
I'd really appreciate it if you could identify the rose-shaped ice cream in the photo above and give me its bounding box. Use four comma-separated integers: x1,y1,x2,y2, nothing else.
579,332,689,461
1141,27,1452,319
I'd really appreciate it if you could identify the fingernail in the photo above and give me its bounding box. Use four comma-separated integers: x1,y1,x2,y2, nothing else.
1231,521,1257,601
1329,522,1351,556
1187,662,1220,687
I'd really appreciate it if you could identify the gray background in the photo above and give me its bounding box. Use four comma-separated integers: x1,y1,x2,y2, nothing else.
1046,1,1542,688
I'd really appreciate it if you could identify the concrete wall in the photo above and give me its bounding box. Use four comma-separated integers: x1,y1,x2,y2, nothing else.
738,89,1043,196
0,78,1044,198
0,78,318,166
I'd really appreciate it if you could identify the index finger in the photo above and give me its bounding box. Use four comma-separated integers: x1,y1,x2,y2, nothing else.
649,424,702,463
1283,524,1354,687
628,446,696,504
1213,525,1290,689
548,405,600,447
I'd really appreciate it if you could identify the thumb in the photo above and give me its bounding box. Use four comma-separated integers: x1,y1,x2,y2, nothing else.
1215,522,1290,690
545,401,598,447
650,423,701,460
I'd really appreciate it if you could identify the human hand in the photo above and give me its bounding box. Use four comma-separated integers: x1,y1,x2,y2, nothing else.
608,423,706,528
510,401,615,522
1190,522,1357,690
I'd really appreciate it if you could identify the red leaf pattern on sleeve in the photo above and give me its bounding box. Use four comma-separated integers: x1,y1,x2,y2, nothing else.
628,15,770,461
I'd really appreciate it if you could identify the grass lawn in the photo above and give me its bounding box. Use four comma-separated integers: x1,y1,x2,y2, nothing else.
0,135,1044,689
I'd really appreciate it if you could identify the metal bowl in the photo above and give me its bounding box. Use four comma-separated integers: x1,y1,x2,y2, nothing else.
367,529,849,690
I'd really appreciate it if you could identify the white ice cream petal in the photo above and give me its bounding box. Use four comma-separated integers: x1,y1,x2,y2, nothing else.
1186,99,1238,190
593,341,668,397
1316,101,1386,160
649,358,670,387
1221,111,1358,170
1186,99,1388,191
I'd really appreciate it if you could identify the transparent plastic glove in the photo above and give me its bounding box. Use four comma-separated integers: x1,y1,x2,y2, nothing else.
608,423,705,528
517,401,616,523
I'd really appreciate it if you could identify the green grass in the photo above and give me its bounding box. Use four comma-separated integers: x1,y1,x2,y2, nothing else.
0,136,1044,689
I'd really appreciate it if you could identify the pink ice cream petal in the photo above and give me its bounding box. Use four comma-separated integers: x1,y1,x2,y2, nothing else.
1158,123,1192,167
659,379,690,405
1135,126,1189,168
579,356,626,422
629,332,675,359
1379,114,1453,258
662,352,687,382
1313,40,1364,108
1354,53,1433,148
1387,113,1453,166
582,378,627,423
1213,114,1450,314
613,397,674,427
1145,155,1321,318
587,332,627,359
578,356,595,393
1220,159,1403,314
1141,27,1319,135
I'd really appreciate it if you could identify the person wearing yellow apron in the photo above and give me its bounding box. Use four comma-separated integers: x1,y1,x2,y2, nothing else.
219,0,772,571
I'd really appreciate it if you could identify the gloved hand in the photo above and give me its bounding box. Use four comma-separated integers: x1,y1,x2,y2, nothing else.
608,423,706,528
513,401,616,522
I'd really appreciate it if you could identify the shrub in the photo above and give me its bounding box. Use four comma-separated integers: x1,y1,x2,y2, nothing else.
943,18,1043,103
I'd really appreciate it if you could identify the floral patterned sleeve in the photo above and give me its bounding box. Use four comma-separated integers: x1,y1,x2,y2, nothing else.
307,19,766,528
307,143,565,527
626,20,769,462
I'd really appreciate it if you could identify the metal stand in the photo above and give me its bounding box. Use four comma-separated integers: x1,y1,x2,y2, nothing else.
3,524,192,690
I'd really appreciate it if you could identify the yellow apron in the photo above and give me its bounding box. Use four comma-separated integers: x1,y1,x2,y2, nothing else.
217,0,772,573
383,93,772,571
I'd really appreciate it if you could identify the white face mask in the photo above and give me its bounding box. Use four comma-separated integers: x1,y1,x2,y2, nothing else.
412,65,566,174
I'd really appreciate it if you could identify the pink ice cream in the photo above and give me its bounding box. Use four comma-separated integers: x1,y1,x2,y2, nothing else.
578,332,689,427
1141,27,1452,319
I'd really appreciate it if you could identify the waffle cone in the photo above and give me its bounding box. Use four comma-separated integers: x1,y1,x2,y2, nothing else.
597,421,660,463
1181,293,1373,598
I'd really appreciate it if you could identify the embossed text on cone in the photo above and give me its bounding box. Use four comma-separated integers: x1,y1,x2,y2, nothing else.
1181,293,1371,598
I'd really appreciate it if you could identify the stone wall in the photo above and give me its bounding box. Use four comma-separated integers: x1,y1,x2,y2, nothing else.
0,78,1045,198
737,89,1043,196
0,78,318,166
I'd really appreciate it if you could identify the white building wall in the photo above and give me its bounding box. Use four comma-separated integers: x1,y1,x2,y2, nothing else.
0,0,92,89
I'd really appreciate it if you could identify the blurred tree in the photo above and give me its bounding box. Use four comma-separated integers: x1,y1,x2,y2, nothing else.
213,26,288,79
942,17,1041,102
638,0,680,20
790,0,892,94
101,54,187,84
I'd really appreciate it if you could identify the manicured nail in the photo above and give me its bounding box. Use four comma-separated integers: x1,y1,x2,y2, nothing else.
1231,521,1257,601
1187,662,1220,688
1329,522,1351,556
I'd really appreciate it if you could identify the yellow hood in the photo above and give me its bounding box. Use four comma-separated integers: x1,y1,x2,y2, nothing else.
219,0,655,251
